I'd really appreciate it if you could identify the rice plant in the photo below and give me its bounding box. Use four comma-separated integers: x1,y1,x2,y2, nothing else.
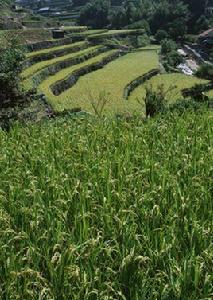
0,109,212,299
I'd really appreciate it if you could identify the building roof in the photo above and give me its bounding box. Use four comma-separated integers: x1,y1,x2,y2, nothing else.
38,7,50,12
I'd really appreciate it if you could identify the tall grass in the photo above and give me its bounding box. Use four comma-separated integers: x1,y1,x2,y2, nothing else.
0,109,212,299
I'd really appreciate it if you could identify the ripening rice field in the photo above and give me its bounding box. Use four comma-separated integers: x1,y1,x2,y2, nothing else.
39,50,159,114
20,30,212,116
0,109,212,299
129,73,209,103
26,41,87,59
207,89,213,98
22,45,100,81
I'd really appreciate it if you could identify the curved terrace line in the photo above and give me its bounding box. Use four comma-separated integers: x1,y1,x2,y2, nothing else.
22,45,104,80
123,69,160,100
24,46,109,89
27,37,73,52
50,50,127,96
23,42,89,69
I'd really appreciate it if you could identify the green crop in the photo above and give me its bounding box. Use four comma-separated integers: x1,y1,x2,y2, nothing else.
26,41,87,58
207,89,213,97
89,29,145,40
46,50,159,114
0,110,212,299
22,45,101,82
38,49,118,110
129,73,209,103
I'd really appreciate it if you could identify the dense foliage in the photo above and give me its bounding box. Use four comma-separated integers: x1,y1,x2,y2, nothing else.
0,35,25,94
79,0,111,28
79,0,212,35
160,39,183,70
0,33,25,101
196,64,213,81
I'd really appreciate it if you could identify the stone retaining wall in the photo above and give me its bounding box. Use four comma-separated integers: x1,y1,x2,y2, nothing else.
123,69,160,99
23,42,89,69
27,37,73,52
29,47,109,88
51,51,126,96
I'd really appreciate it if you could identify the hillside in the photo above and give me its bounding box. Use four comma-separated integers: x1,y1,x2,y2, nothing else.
0,0,12,6
0,1,213,298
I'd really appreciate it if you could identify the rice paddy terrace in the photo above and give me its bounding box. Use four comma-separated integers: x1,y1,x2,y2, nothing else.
21,28,213,115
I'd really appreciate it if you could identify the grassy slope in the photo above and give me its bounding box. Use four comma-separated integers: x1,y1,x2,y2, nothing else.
129,73,209,103
47,50,159,114
0,109,212,299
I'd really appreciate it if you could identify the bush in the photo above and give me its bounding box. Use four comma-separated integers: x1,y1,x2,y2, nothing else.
136,34,150,47
166,50,183,67
167,98,212,114
143,84,169,117
0,33,25,97
196,64,213,80
126,20,151,34
155,30,168,42
160,39,177,55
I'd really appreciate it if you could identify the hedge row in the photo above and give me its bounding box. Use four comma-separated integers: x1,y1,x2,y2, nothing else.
182,82,213,98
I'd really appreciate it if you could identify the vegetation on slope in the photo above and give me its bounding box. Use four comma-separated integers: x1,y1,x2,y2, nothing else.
78,0,212,35
0,33,25,103
0,109,212,299
0,0,11,6
22,43,95,79
38,49,118,103
54,50,158,114
129,73,209,103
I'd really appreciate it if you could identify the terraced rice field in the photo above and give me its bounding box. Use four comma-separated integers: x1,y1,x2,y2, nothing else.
26,41,87,59
47,50,159,114
207,89,213,97
38,49,120,100
129,73,209,103
22,45,102,85
70,29,108,37
21,30,212,115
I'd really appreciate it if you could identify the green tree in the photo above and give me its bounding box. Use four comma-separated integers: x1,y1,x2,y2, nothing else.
155,29,169,42
161,39,177,55
0,33,25,102
150,0,189,39
79,0,111,28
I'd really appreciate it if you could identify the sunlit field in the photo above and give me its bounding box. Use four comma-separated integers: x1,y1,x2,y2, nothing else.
129,73,209,103
42,50,159,114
